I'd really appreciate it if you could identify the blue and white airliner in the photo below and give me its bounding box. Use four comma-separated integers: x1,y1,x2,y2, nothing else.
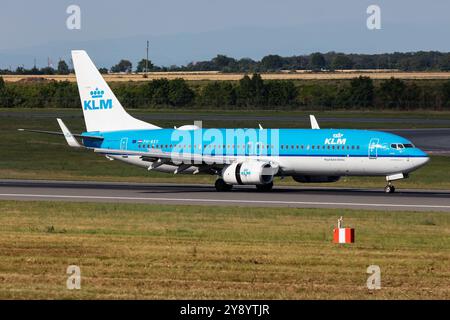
19,50,429,193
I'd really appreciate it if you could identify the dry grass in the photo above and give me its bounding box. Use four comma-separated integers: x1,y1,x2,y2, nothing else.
3,71,450,82
0,201,448,299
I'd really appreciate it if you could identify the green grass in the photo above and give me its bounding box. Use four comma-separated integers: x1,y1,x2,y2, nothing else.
0,201,448,299
0,108,449,188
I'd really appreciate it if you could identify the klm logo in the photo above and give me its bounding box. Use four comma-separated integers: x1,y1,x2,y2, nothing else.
83,88,112,110
325,132,347,145
241,169,251,176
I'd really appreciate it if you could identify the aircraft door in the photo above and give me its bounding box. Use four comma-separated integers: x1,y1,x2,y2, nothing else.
368,138,379,159
120,137,128,150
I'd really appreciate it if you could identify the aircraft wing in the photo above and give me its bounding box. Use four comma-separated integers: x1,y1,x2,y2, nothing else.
94,147,281,176
93,147,239,166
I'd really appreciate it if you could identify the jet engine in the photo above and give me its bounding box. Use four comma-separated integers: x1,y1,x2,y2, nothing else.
222,161,277,185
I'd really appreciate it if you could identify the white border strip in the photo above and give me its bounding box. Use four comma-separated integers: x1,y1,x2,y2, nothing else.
0,193,449,209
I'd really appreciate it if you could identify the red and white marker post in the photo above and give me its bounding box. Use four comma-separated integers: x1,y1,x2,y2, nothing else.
333,216,355,244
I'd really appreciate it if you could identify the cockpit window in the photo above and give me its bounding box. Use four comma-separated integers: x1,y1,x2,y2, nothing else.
391,143,409,149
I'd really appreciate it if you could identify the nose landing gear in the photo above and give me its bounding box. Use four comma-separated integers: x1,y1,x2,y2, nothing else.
384,182,396,193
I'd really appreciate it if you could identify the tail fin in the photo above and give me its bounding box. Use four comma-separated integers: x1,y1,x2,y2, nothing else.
71,50,160,132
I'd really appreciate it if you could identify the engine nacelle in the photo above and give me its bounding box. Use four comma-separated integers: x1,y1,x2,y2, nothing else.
222,161,276,185
292,175,341,183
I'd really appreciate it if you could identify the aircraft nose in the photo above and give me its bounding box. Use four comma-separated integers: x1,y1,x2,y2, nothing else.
419,155,430,166
410,151,429,169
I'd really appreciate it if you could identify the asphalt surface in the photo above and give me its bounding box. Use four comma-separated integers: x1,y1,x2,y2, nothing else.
1,180,449,212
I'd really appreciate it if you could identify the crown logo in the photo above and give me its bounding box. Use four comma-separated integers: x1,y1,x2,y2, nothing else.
90,88,104,99
333,132,344,138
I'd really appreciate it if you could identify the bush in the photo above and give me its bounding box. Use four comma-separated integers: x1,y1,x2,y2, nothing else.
377,77,407,109
200,82,236,107
442,80,450,108
265,81,297,107
167,79,195,106
348,76,374,108
0,74,447,110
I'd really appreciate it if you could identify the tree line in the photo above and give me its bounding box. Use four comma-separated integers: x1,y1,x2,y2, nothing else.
2,51,450,75
0,75,449,110
186,51,450,72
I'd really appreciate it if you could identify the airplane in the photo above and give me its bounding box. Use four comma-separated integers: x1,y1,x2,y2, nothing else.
19,50,429,193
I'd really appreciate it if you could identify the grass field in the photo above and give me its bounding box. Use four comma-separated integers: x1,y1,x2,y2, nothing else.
3,71,450,82
0,201,448,299
1,108,449,189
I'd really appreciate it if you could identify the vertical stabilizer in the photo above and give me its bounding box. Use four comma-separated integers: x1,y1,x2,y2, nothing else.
71,50,160,132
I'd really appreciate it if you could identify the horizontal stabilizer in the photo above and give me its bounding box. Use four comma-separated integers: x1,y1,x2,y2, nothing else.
57,118,81,148
18,127,104,142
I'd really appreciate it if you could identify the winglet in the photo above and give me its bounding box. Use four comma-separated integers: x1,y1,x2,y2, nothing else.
309,115,320,129
258,123,263,130
56,118,81,148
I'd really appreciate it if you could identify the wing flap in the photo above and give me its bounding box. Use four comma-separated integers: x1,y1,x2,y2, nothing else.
94,148,237,165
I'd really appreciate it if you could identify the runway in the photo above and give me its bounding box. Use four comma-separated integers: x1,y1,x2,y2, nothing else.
1,180,449,212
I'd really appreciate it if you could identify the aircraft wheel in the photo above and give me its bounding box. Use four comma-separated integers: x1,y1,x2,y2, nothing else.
256,182,274,192
215,178,233,192
384,185,395,193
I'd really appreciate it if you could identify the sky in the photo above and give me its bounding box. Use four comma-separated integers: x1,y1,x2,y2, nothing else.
1,0,450,68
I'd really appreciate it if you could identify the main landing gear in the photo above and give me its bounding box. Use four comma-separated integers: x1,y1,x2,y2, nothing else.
384,182,396,193
214,179,274,192
215,178,233,192
256,182,274,192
